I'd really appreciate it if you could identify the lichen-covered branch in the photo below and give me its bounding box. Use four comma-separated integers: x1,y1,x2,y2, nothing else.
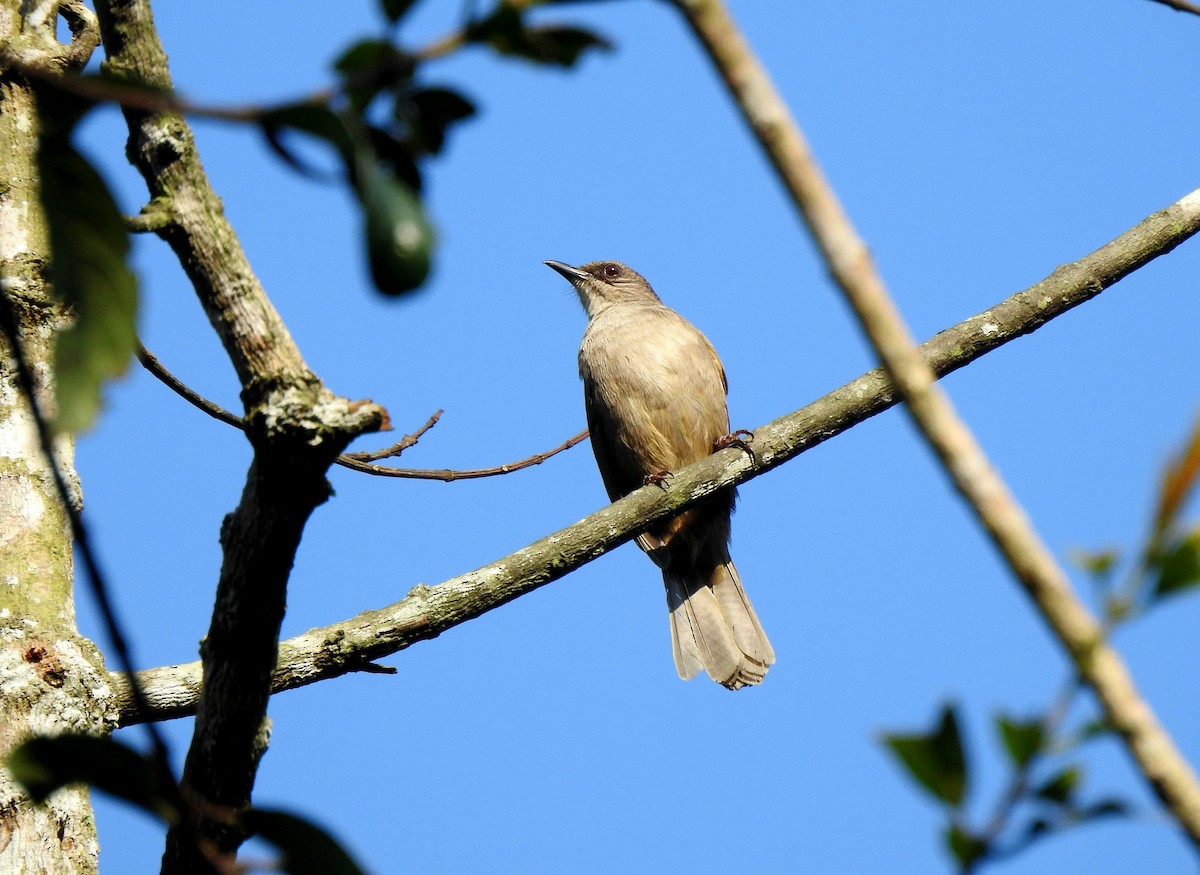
113,189,1200,726
92,1,386,868
672,0,1200,850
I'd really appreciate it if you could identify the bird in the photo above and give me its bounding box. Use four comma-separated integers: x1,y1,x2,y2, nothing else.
545,259,775,690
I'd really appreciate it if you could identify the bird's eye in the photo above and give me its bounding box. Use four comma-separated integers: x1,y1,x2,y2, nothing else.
603,263,621,279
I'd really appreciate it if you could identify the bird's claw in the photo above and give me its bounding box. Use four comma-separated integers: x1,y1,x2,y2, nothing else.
715,429,755,457
643,469,674,489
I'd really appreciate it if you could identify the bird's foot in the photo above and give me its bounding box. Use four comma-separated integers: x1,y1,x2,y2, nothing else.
715,429,755,459
643,469,674,489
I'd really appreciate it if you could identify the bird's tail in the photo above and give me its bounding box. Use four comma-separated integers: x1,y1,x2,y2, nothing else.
664,560,775,690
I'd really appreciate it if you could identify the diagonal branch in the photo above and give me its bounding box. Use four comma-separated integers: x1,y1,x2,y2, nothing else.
671,0,1200,849
111,187,1200,724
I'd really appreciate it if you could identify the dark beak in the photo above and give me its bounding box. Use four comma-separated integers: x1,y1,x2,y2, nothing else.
544,260,589,283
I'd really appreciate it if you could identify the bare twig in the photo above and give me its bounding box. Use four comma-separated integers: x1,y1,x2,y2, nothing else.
334,428,591,480
342,411,441,462
136,344,243,429
137,342,588,479
111,186,1200,724
672,0,1200,849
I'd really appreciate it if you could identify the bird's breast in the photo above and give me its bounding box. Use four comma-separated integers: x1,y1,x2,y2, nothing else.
579,303,729,474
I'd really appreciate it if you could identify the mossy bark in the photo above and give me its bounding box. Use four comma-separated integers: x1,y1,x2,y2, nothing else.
0,3,115,871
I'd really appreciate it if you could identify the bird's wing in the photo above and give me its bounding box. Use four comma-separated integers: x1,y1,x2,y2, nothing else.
581,368,641,502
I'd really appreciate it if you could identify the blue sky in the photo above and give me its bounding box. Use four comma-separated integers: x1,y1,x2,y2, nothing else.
71,0,1199,871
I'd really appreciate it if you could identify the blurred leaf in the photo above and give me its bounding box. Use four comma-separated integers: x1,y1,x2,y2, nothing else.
944,822,987,869
881,704,968,807
1035,765,1080,806
333,39,414,113
8,734,177,822
397,86,477,155
1151,527,1200,601
520,25,610,66
1152,414,1200,539
1021,816,1056,846
37,122,138,434
334,39,412,79
357,160,434,296
1068,547,1120,579
468,6,610,67
1077,798,1131,821
996,714,1043,767
1074,716,1113,744
246,809,368,875
379,0,417,23
363,125,423,191
260,103,357,178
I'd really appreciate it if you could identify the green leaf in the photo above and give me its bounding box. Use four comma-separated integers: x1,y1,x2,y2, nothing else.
996,714,1043,767
37,131,138,434
379,0,417,23
7,734,178,822
333,39,412,79
397,86,477,155
260,103,357,177
1035,765,1081,806
363,125,423,191
468,7,610,67
358,161,434,296
1068,547,1120,578
246,809,369,875
944,823,987,868
332,39,414,113
881,704,968,807
1152,527,1200,600
1074,717,1114,744
519,25,610,67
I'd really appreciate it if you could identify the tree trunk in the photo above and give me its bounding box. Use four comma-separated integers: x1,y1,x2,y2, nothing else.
0,3,114,871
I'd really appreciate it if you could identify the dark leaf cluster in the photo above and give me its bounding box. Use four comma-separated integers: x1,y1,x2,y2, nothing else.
466,5,611,67
881,704,1132,873
7,734,368,875
880,418,1199,871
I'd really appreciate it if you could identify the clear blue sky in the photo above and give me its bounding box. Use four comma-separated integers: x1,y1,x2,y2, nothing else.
73,0,1199,871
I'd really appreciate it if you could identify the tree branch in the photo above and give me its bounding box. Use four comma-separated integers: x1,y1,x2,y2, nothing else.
94,1,386,868
112,187,1200,725
1146,0,1200,17
671,0,1200,849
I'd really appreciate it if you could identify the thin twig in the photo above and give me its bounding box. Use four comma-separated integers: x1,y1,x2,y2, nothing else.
978,679,1081,848
112,185,1200,724
137,343,588,479
334,428,591,480
342,410,442,462
136,344,242,428
672,0,1200,849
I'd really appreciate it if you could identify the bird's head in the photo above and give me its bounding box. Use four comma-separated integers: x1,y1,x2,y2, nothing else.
545,260,660,319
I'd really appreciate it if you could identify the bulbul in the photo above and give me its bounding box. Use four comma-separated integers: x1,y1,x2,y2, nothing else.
546,259,775,690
